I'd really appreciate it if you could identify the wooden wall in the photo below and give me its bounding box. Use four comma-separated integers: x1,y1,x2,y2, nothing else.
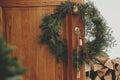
0,7,3,34
0,0,84,80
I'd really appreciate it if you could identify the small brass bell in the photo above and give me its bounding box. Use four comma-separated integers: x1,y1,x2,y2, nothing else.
73,5,78,13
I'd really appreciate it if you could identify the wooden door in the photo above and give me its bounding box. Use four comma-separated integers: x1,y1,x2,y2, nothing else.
0,0,84,80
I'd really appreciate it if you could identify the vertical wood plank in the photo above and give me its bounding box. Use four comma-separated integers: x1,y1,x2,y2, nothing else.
67,13,73,80
0,7,3,35
2,0,85,80
3,7,56,80
0,0,84,7
56,62,64,80
80,64,86,80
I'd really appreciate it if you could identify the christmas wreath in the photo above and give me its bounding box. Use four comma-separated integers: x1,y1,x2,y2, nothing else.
39,1,115,68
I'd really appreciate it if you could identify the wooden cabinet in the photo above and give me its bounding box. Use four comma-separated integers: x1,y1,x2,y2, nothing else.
0,0,85,80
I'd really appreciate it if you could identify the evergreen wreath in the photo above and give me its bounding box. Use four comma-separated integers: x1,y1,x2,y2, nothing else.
39,1,115,68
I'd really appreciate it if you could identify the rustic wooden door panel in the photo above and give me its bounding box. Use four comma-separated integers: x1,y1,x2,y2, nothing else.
0,7,3,35
0,0,85,80
3,7,57,80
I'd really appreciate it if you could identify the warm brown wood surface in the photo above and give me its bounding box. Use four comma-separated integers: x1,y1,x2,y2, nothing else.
0,0,84,7
3,7,56,80
0,0,85,80
0,7,3,35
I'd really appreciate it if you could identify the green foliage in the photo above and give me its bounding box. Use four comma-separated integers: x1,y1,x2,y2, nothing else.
72,48,87,68
0,36,26,80
39,1,115,68
79,2,116,58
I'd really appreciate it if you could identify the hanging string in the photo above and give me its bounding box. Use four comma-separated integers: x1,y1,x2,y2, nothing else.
75,15,83,79
75,27,81,78
74,0,91,78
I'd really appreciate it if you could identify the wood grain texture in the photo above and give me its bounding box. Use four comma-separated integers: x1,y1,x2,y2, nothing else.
80,64,86,80
66,14,86,80
0,0,84,7
1,0,85,80
3,7,56,80
55,61,65,80
0,7,3,35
